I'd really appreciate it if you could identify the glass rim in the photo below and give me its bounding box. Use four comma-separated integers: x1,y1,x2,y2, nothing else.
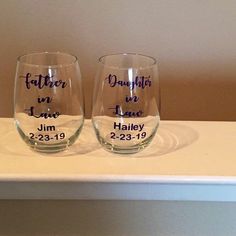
98,53,157,70
17,51,78,68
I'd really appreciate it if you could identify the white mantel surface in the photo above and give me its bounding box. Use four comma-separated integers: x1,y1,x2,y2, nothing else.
0,118,236,201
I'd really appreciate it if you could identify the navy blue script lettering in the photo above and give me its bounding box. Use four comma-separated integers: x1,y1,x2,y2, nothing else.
37,96,52,104
109,105,143,117
25,106,60,119
21,73,67,89
125,95,139,103
106,74,151,90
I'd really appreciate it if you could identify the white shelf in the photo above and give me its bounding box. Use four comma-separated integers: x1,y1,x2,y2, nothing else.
0,118,236,201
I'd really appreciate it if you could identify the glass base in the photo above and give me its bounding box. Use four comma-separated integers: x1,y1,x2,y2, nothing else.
96,130,157,155
16,125,83,153
29,142,70,153
92,115,160,155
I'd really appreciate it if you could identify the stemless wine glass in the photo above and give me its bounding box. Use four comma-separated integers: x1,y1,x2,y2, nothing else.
92,53,160,154
14,52,84,153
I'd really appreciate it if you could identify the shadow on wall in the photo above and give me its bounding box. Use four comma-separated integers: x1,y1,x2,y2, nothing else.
160,78,236,121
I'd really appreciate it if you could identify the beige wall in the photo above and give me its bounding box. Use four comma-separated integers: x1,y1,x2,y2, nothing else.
0,0,235,120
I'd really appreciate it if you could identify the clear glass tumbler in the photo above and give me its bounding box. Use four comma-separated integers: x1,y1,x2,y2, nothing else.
92,53,160,154
14,52,84,153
